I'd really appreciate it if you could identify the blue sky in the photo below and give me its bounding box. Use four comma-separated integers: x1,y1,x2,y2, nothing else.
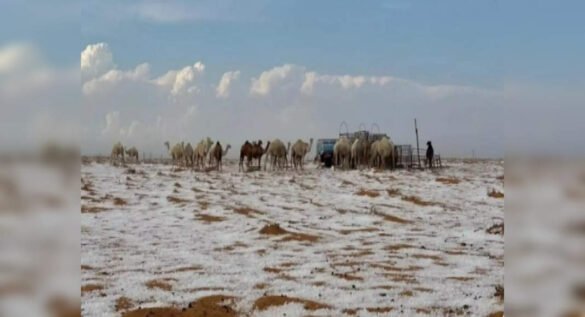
79,0,584,87
2,0,584,157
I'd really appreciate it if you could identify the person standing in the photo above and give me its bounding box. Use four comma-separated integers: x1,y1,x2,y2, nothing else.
426,141,434,168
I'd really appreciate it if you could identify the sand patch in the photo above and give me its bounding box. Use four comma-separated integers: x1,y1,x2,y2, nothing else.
81,205,109,213
113,197,127,206
123,295,238,317
447,276,474,282
254,283,268,290
145,279,175,291
196,213,225,223
373,210,411,224
165,266,202,274
186,287,226,293
233,206,262,217
488,189,504,198
436,177,461,185
252,295,330,311
486,222,504,235
81,283,104,295
386,188,401,197
338,227,379,235
167,196,191,204
333,272,363,281
281,232,320,243
384,244,415,251
198,201,209,210
258,223,319,243
259,223,288,235
412,254,443,261
115,296,134,312
264,267,285,274
355,189,380,198
366,307,393,313
401,195,440,207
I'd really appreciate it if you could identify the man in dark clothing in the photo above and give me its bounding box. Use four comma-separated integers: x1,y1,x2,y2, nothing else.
426,141,434,168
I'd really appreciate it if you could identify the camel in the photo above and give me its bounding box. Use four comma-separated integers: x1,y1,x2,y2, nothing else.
291,138,313,170
210,141,230,171
371,137,395,170
264,139,288,171
250,140,269,168
125,146,139,163
369,140,380,168
194,137,213,170
111,142,124,164
333,136,351,169
239,141,253,172
350,137,367,169
285,141,291,169
183,143,194,168
164,141,184,168
209,143,231,168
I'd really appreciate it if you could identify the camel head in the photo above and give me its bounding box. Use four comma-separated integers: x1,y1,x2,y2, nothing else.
263,141,271,153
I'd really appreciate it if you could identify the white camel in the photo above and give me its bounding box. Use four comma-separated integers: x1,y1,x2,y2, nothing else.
125,146,139,163
333,136,351,169
194,137,213,170
369,140,380,168
291,138,313,170
164,141,184,169
371,137,395,169
183,143,194,168
351,137,367,169
111,142,125,164
264,139,288,171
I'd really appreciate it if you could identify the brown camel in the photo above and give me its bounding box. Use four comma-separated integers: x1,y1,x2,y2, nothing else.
251,140,269,168
212,141,224,171
239,141,253,171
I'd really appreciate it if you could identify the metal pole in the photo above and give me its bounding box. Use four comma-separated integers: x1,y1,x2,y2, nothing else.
415,119,421,168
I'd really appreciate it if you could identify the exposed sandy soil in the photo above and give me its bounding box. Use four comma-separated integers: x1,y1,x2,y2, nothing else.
81,159,504,316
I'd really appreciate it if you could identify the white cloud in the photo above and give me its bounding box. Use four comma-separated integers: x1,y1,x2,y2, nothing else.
81,42,115,81
78,44,518,158
101,111,121,136
250,64,305,96
216,70,240,98
0,43,43,75
155,62,205,96
83,63,150,95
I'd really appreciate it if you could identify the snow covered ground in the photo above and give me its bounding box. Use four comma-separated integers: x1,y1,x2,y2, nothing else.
81,159,504,317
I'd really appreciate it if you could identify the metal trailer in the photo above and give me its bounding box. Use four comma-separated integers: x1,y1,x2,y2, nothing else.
315,138,337,167
393,144,414,168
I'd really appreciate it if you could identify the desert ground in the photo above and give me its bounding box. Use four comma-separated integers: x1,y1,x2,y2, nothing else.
81,159,504,317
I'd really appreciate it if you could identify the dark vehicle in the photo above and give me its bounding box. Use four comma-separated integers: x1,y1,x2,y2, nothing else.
315,139,336,167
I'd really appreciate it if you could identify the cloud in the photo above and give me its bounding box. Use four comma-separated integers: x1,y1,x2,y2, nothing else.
81,42,115,80
0,42,43,75
216,70,240,98
155,62,205,96
0,42,79,151
83,63,150,95
81,44,570,159
250,64,305,96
